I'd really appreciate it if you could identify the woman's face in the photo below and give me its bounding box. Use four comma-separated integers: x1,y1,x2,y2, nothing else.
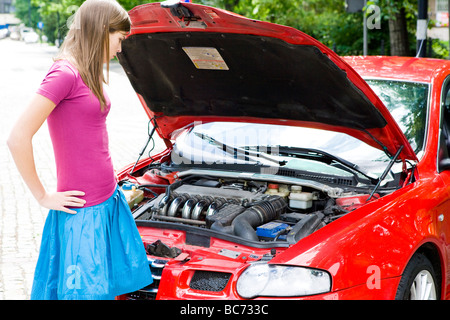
106,31,128,62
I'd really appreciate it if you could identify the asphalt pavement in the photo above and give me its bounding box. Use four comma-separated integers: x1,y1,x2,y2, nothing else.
0,38,164,299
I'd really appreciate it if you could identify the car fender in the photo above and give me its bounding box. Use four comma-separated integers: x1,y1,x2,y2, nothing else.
271,176,448,293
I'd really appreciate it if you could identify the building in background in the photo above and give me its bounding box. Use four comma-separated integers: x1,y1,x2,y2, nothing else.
429,0,449,40
0,0,14,14
0,0,19,31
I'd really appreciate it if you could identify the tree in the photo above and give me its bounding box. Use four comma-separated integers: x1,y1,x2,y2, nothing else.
25,0,142,45
19,0,85,45
198,0,370,55
16,0,424,57
14,0,41,28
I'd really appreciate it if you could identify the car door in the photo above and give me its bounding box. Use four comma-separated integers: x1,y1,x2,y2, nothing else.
436,76,450,299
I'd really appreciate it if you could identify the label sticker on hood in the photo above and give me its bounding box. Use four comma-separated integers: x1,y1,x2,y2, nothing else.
183,47,229,70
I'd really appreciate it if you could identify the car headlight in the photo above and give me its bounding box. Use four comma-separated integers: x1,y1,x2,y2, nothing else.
236,263,331,299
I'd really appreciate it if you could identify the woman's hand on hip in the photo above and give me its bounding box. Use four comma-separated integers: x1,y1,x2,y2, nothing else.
38,191,86,214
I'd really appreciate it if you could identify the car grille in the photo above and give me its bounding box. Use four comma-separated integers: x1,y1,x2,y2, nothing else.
125,258,168,300
124,262,232,299
189,270,232,292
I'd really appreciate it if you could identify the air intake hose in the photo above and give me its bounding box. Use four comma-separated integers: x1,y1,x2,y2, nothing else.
232,196,287,241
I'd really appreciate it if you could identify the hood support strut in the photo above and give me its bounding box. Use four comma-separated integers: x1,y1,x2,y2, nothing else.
367,145,404,201
130,117,158,174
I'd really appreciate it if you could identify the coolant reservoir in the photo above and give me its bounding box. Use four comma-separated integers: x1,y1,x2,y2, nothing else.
289,186,314,209
121,185,144,210
265,183,290,198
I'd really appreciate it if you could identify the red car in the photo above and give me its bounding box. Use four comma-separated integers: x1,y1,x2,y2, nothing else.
115,1,450,300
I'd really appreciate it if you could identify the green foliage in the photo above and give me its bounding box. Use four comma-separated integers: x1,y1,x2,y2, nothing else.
12,0,445,58
14,0,143,45
199,0,385,55
432,39,449,59
14,0,41,28
15,0,85,44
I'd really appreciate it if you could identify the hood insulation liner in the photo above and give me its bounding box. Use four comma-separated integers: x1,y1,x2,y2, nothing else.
118,32,387,130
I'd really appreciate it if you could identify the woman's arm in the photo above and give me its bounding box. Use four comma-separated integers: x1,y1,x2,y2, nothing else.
7,94,86,214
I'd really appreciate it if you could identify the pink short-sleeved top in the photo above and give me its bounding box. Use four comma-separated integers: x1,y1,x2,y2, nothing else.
37,60,117,207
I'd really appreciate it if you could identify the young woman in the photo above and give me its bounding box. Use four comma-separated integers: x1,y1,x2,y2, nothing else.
7,0,152,299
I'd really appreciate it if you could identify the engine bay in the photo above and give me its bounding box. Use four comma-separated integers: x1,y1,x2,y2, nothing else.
121,168,381,245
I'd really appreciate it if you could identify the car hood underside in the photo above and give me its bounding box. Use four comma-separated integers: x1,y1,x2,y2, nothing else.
118,2,417,162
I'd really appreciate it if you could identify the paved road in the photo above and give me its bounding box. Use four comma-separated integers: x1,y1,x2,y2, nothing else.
0,38,164,299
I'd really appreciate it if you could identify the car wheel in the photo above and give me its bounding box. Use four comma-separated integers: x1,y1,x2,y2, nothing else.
395,253,439,300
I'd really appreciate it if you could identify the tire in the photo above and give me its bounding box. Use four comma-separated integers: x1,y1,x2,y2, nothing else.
395,253,440,300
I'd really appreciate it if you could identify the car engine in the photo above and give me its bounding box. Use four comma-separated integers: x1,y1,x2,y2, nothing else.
123,172,373,244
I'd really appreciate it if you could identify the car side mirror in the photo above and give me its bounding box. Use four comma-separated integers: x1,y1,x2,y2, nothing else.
439,158,450,172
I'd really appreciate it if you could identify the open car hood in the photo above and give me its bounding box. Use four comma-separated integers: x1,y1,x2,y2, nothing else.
118,1,417,162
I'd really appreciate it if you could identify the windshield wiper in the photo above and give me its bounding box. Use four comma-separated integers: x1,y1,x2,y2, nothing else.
193,134,379,185
270,146,379,184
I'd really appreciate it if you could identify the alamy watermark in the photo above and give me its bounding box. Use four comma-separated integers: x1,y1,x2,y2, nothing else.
366,265,381,290
170,121,281,174
66,265,81,290
66,5,80,30
366,5,381,30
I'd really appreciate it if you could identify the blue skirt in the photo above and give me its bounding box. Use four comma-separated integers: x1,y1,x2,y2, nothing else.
30,186,153,300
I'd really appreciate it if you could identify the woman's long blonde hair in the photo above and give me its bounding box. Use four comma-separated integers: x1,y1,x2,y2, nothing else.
56,0,130,109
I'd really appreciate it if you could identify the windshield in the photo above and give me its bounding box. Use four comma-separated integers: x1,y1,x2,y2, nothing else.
171,80,428,179
366,79,429,154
